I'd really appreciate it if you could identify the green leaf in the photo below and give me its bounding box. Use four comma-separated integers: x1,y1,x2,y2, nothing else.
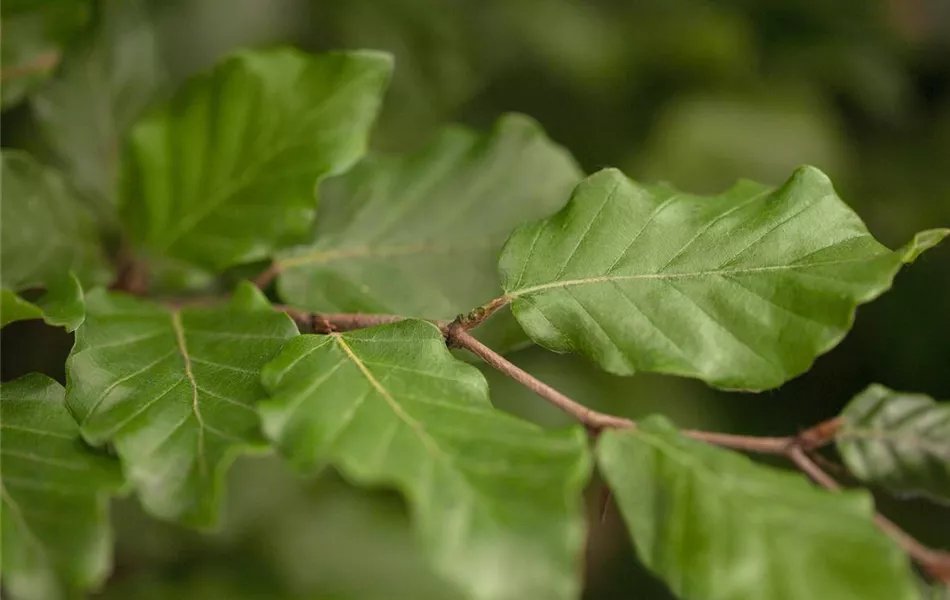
65,282,298,526
259,320,591,600
0,1,89,109
1,151,111,330
0,272,85,331
275,114,582,350
597,417,918,600
499,167,949,390
32,0,166,216
837,384,950,503
119,47,393,272
0,373,123,600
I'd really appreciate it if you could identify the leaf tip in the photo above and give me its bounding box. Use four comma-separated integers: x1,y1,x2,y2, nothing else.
899,228,949,263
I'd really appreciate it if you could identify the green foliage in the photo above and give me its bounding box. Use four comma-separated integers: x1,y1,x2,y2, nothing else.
275,113,582,350
498,167,947,390
837,385,950,503
0,151,111,330
259,320,591,600
2,11,949,599
0,0,89,108
31,0,166,214
118,47,392,272
597,417,919,600
0,374,123,600
65,283,297,526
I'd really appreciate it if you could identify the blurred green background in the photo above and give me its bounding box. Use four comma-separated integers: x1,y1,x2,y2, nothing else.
2,0,949,598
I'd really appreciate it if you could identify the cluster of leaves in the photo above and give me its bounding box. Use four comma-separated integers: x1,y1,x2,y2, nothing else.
2,2,949,599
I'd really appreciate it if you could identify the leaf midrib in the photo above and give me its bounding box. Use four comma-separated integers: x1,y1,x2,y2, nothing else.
170,310,208,478
278,240,496,270
507,255,887,298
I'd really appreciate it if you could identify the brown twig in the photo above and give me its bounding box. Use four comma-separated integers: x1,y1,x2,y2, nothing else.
253,261,280,289
109,243,149,296
788,446,950,583
214,301,950,580
446,324,634,430
0,51,60,82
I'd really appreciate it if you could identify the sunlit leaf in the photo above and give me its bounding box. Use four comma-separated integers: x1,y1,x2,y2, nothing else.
0,373,123,600
259,320,591,600
119,47,392,272
65,282,298,526
32,0,166,217
837,384,950,503
0,1,88,108
0,151,111,330
275,114,582,350
597,417,918,600
499,167,949,390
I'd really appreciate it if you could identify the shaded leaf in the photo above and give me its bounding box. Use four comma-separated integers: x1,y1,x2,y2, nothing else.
0,1,89,108
32,0,166,218
837,384,950,503
0,151,111,330
275,114,582,350
119,47,393,272
259,320,591,600
597,417,918,600
65,282,298,526
0,373,123,600
499,167,948,390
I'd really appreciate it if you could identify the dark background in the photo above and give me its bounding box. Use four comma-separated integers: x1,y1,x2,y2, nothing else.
2,0,949,598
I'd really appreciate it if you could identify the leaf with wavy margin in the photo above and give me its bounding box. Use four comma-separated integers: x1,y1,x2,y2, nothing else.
259,320,591,600
837,384,950,503
1,374,123,600
118,47,392,272
275,114,582,350
65,282,297,526
598,417,918,600
499,167,948,390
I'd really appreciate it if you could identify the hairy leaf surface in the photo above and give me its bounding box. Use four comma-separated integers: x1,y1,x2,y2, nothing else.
499,167,948,390
0,151,110,330
259,320,591,600
119,48,392,271
597,417,918,600
0,374,123,600
837,384,950,503
275,114,582,350
32,0,166,215
65,283,298,526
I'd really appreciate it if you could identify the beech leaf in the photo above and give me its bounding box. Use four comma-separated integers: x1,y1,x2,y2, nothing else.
837,384,950,503
275,114,582,350
118,47,393,271
65,282,298,526
32,0,166,214
0,151,111,330
0,1,88,108
597,417,919,600
499,167,949,390
0,374,123,600
259,320,591,600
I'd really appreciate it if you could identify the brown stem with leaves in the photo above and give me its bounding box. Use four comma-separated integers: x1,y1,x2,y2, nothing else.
261,302,949,583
